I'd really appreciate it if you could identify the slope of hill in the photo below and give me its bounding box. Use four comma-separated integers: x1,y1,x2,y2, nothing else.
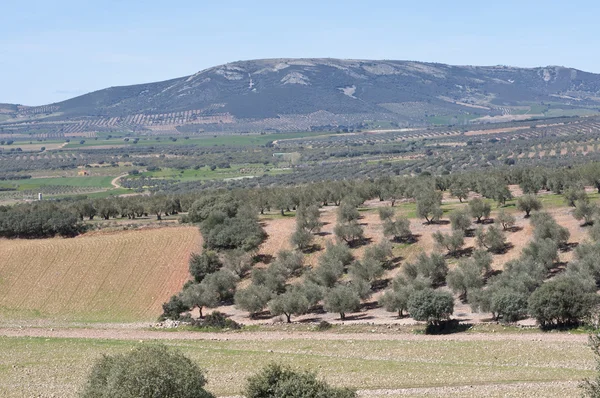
3,59,600,136
0,227,200,322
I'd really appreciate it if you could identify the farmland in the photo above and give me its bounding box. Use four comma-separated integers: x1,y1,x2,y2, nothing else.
0,331,594,398
0,226,200,323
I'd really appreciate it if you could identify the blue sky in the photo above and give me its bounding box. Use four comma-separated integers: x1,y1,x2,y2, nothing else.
1,0,598,105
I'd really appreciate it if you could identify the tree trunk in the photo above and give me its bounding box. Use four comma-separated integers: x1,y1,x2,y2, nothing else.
340,312,345,320
286,313,291,323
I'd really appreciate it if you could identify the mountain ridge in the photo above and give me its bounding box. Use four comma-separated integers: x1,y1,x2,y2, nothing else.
2,58,600,136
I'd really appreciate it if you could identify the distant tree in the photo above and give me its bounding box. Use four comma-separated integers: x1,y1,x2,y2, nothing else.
469,198,491,223
530,211,570,246
432,230,465,256
490,288,528,323
407,289,454,326
447,259,484,297
291,226,314,251
564,186,588,207
160,294,190,320
323,285,361,320
244,363,356,398
517,194,542,217
416,190,443,224
449,208,472,232
381,276,431,317
449,180,469,203
475,225,507,253
189,251,222,283
349,257,384,283
528,275,598,328
201,270,238,302
382,215,412,242
496,209,516,231
378,207,395,222
574,200,599,226
234,284,272,318
269,288,310,323
181,283,219,318
80,345,214,398
404,252,448,286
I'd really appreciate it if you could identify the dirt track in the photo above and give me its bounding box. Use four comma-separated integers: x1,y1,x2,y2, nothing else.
0,326,587,343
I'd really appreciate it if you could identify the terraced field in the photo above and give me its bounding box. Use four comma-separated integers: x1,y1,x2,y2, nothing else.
0,226,200,322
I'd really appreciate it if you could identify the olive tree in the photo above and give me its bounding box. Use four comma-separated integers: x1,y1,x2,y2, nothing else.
323,285,361,320
407,289,454,326
517,194,542,217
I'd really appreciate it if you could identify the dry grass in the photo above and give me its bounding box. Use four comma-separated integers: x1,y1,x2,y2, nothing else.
0,332,593,397
0,226,200,322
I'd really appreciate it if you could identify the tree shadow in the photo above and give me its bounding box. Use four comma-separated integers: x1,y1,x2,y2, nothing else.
426,220,450,226
250,310,273,320
506,225,523,233
425,320,472,335
446,246,474,258
490,242,514,255
560,242,579,253
316,231,332,237
253,254,274,264
343,313,374,321
348,237,373,248
480,218,495,225
393,234,420,244
371,278,391,293
301,244,323,254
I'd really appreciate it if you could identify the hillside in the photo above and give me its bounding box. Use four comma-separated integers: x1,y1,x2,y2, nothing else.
2,59,600,136
0,227,200,322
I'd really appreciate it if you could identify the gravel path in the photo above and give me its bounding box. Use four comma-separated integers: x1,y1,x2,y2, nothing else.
0,326,588,343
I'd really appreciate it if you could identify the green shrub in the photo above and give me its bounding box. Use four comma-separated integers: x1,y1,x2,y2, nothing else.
80,345,214,398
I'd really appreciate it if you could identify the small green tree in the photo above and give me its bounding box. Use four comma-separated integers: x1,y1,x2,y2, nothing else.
405,252,448,286
517,194,542,217
449,208,472,232
323,285,361,320
447,259,483,297
416,190,443,224
574,200,599,226
269,289,310,323
80,345,214,398
189,251,222,283
234,284,272,318
244,363,356,398
528,275,598,328
407,289,454,326
180,283,219,318
496,209,516,231
432,230,465,256
469,198,491,223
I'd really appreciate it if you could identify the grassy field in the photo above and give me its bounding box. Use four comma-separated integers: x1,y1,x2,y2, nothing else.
63,131,330,149
0,333,593,397
0,226,200,322
136,164,291,182
0,176,115,191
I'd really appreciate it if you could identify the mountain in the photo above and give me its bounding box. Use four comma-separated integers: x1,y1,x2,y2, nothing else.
3,59,600,137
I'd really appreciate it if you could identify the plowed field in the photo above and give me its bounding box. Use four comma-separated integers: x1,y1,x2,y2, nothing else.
0,227,200,322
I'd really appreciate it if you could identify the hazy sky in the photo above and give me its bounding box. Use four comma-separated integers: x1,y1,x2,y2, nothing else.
1,0,598,105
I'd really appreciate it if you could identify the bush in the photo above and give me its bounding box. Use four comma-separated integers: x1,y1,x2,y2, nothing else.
193,311,241,330
407,289,454,326
244,363,356,398
80,345,214,398
160,294,190,321
189,251,222,283
528,275,598,328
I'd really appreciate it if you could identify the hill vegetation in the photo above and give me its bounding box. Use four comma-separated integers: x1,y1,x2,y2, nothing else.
2,59,600,136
